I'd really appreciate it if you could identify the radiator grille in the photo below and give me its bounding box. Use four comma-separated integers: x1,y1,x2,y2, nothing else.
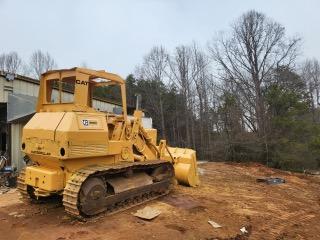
69,144,107,157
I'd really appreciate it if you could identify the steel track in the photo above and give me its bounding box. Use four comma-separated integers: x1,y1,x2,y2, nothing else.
17,168,28,198
63,160,173,218
17,161,173,218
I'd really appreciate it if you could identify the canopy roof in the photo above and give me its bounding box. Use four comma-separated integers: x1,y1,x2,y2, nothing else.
42,67,125,85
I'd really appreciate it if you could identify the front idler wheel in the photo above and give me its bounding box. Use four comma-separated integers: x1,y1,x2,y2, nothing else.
79,177,106,216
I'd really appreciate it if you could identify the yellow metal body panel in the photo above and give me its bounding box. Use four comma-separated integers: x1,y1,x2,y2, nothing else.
23,112,65,140
144,128,157,145
21,67,199,197
25,166,64,191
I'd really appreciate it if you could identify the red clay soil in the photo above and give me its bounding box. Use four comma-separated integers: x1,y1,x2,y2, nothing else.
0,162,319,240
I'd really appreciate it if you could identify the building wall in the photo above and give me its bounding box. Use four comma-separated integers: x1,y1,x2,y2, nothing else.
11,123,25,171
0,75,39,103
0,76,14,103
13,79,39,97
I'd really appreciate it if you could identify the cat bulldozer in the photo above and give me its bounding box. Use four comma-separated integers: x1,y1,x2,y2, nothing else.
17,68,199,217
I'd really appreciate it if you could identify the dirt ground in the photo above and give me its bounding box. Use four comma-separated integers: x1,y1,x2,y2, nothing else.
0,162,319,240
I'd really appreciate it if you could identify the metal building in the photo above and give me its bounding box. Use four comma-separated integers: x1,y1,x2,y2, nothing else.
0,71,152,171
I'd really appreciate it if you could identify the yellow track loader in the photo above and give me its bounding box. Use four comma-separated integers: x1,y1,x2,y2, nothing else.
17,68,199,217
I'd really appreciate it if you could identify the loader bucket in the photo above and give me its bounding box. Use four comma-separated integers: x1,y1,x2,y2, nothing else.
167,147,200,187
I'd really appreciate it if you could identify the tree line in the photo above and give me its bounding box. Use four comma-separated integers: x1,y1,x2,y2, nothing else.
125,10,320,171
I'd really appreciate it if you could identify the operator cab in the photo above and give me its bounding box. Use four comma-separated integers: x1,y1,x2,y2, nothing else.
36,67,128,121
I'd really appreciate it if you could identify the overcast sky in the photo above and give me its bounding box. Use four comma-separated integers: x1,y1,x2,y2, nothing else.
0,0,319,77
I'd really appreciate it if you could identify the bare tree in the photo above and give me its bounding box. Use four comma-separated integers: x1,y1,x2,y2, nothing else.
0,54,5,71
135,46,169,139
209,10,300,136
189,43,212,155
0,52,22,74
29,50,57,79
168,45,198,148
301,58,320,121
